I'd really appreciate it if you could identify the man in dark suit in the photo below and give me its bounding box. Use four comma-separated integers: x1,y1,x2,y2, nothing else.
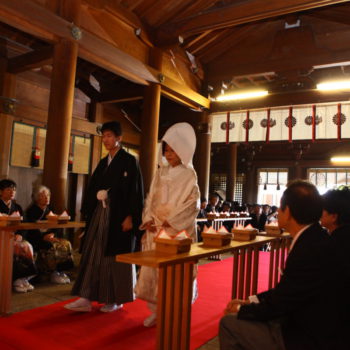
249,204,267,231
219,180,340,350
205,193,219,213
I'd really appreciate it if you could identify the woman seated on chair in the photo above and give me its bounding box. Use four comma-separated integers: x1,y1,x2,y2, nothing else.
26,185,74,284
0,179,37,293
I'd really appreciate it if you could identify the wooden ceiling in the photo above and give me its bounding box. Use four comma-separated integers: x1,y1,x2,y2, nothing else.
115,0,350,110
2,0,350,113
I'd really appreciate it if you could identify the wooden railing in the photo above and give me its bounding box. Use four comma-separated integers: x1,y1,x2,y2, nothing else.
117,235,284,350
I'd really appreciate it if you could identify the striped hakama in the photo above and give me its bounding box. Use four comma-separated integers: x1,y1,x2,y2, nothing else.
72,201,136,304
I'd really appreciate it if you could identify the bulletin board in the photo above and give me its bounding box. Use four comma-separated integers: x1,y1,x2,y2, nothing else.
36,127,46,169
72,135,91,174
10,122,34,168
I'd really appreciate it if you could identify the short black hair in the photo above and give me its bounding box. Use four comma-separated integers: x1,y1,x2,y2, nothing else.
280,179,322,225
270,205,278,212
200,197,207,203
101,121,122,137
322,186,350,226
0,179,17,191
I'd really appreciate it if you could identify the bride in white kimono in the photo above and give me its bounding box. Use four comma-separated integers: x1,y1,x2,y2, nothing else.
134,122,200,327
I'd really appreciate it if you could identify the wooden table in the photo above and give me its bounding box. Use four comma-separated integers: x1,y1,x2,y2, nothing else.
196,217,251,230
117,236,274,350
196,217,251,260
0,221,85,316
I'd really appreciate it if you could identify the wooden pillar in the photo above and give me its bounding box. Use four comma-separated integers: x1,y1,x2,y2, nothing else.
0,43,16,179
289,162,305,181
226,143,237,201
243,165,257,204
196,111,212,200
139,49,162,193
89,102,103,172
42,39,78,212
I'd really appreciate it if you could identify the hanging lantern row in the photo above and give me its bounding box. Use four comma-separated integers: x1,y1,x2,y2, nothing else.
220,104,347,143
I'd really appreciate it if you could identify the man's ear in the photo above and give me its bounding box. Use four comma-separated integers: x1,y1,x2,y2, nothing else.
284,205,292,220
330,212,338,225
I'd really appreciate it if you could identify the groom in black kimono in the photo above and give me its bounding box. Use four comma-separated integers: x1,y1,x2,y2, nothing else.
81,122,144,256
65,121,144,313
219,180,343,350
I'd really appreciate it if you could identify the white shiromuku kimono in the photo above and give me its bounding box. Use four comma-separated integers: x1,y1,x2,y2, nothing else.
134,123,200,304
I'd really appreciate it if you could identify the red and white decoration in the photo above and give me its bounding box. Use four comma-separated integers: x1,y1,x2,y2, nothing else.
211,102,350,143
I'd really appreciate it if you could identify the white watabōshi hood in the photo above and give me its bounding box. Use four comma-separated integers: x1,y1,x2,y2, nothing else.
159,122,196,167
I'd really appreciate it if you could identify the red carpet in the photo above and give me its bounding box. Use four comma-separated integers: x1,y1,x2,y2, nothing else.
0,253,270,350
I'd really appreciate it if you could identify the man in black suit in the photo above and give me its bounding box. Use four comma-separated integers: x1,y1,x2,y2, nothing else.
219,180,340,350
249,204,267,231
205,193,219,213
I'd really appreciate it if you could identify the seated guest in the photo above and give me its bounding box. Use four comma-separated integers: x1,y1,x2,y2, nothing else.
262,204,270,216
216,198,223,212
219,180,340,350
205,193,219,213
26,185,74,284
220,201,231,213
197,198,208,219
197,197,208,242
221,201,233,231
321,186,350,347
267,205,278,223
0,179,37,293
249,204,267,231
232,201,240,212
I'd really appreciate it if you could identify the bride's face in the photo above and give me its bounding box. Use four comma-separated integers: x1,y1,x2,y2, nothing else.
164,144,181,167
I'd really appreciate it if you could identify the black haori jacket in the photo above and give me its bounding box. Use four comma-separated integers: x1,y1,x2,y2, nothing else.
81,148,144,256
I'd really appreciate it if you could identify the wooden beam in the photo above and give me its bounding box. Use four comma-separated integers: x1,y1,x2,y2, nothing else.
71,118,99,135
210,89,350,112
148,67,210,109
0,0,209,108
190,29,230,55
159,0,350,38
76,78,101,101
0,0,155,85
99,85,144,103
199,24,262,63
207,47,350,82
306,4,350,25
7,46,53,74
100,96,143,104
183,30,212,50
161,89,202,111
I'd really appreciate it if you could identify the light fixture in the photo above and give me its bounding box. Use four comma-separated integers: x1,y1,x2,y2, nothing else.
316,80,350,91
216,90,268,102
264,172,268,190
331,156,350,163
